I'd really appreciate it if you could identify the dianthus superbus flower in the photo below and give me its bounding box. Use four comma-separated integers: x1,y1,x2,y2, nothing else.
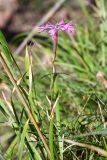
38,20,75,42
38,20,75,64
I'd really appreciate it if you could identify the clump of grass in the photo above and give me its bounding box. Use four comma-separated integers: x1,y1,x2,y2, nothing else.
0,0,107,159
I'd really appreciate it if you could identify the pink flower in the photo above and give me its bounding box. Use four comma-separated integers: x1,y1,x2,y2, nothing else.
38,20,75,41
38,20,75,63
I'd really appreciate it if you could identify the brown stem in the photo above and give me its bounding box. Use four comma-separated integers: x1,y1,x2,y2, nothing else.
0,52,50,157
64,139,107,157
52,34,58,75
52,36,57,66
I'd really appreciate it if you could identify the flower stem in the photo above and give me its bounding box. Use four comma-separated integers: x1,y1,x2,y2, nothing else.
49,34,58,159
52,34,57,65
49,33,62,159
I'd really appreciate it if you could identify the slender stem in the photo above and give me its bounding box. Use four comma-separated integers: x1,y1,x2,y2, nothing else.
52,34,57,66
49,34,58,160
50,35,57,103
52,35,62,159
64,139,107,157
0,52,50,157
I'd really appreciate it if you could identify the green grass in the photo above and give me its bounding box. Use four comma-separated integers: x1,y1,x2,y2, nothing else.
1,0,107,159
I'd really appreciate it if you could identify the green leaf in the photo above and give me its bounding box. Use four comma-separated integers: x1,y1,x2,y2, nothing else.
18,119,29,160
0,31,21,77
49,119,54,160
